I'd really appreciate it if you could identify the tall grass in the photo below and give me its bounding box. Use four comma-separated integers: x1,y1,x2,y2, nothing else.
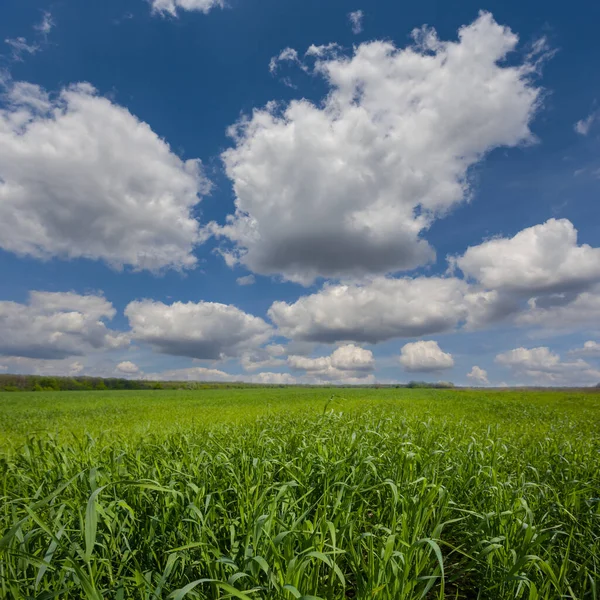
1,390,599,598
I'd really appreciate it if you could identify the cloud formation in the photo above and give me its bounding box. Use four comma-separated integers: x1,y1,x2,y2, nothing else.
125,300,272,359
0,82,209,272
574,110,598,136
399,341,454,372
467,365,490,385
495,346,600,385
288,344,374,381
348,10,364,34
116,361,140,375
213,12,543,284
150,0,224,16
269,276,503,344
0,292,128,360
453,219,600,295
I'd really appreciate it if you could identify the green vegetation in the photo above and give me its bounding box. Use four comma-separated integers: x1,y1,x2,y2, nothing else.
1,388,599,599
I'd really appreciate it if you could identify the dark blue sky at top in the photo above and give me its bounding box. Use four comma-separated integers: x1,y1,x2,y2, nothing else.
0,0,599,381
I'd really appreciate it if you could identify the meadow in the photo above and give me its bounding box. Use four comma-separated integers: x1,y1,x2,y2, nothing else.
0,388,599,599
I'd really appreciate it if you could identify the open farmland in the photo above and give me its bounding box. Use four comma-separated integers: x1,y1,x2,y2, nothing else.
1,388,599,599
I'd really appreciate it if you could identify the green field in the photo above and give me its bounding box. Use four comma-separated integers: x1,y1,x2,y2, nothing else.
1,388,599,599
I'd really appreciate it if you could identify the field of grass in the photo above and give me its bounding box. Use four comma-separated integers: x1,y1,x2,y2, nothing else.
1,388,599,599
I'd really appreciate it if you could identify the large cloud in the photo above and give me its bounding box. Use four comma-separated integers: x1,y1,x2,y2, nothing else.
269,276,505,343
212,12,542,284
495,346,600,385
0,292,128,360
125,300,272,359
516,286,600,331
0,81,209,271
399,341,454,373
453,219,600,295
150,0,224,16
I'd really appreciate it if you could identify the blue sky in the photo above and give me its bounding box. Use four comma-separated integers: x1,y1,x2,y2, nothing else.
0,0,599,385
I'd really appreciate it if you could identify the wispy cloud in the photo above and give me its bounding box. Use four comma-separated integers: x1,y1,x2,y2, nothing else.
574,108,598,136
348,10,364,34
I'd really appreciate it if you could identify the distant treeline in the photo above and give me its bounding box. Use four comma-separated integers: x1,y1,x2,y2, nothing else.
0,374,459,392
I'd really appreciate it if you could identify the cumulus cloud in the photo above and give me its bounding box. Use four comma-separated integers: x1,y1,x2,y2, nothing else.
125,300,272,359
516,286,600,332
399,341,454,373
236,274,256,286
288,344,374,381
150,0,224,16
495,346,600,385
348,10,364,34
249,371,297,384
0,81,210,271
269,276,504,344
0,292,128,360
452,219,600,295
568,341,600,357
116,361,140,375
212,12,543,284
240,344,286,371
574,110,598,136
467,365,489,385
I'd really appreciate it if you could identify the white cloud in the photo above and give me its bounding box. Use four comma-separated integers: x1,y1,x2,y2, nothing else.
0,81,210,272
574,110,598,136
145,366,235,381
495,346,600,385
0,357,87,376
116,361,140,375
269,276,504,344
35,12,54,36
399,341,454,373
240,344,286,371
212,12,543,284
248,371,297,384
269,48,301,74
288,344,374,381
0,292,128,360
144,366,297,384
452,219,600,295
150,0,224,17
5,37,39,61
467,365,489,385
568,341,600,357
348,10,364,34
125,300,272,359
236,274,256,286
516,286,600,331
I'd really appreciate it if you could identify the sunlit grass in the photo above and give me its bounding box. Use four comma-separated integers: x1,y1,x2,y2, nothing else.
1,388,599,598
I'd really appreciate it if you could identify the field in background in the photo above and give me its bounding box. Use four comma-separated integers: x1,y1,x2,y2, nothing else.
1,388,599,598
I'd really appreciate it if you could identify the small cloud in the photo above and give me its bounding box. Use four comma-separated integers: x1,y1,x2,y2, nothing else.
236,274,256,286
574,109,598,136
348,10,364,34
269,47,300,74
5,37,39,61
34,11,54,36
399,340,454,373
467,365,489,385
116,361,141,375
